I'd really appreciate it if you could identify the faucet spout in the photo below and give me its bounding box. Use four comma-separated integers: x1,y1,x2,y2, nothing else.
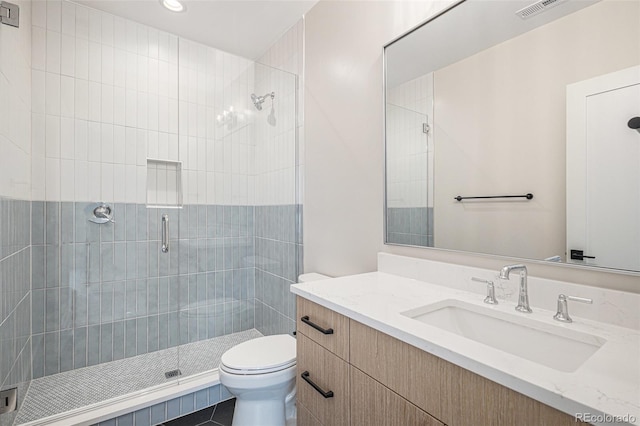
499,264,532,313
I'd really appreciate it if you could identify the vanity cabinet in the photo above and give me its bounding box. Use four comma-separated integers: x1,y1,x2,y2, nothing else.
296,297,588,426
350,320,586,426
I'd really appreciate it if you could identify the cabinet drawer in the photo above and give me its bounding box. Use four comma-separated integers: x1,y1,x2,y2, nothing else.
351,366,444,426
297,297,349,360
297,333,350,426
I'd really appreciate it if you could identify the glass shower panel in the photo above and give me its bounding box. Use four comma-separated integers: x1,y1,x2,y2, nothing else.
18,3,183,422
175,52,300,378
252,63,300,338
175,40,260,379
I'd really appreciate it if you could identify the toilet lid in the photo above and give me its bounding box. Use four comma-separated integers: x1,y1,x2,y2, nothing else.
220,334,296,375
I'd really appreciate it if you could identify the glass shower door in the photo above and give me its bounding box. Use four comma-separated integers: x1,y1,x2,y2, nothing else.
251,63,300,337
174,46,301,382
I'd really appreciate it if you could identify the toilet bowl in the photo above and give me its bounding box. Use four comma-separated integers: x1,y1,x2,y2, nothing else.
219,334,297,426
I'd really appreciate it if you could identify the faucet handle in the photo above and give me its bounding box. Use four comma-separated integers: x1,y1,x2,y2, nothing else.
471,277,498,305
553,294,593,323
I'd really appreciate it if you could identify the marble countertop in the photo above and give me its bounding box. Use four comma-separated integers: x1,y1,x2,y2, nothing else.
291,272,640,426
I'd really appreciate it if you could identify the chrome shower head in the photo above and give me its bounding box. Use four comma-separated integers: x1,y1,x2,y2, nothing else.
251,92,274,111
251,94,262,111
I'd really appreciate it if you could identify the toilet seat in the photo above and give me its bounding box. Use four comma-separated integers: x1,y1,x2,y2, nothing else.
220,334,296,375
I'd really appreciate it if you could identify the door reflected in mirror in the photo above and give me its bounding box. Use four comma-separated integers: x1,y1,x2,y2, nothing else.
384,0,640,273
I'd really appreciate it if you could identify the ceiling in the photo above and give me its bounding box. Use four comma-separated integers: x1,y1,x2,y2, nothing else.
386,0,600,87
76,0,318,59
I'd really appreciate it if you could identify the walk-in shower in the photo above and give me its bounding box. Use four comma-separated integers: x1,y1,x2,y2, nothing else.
0,2,301,425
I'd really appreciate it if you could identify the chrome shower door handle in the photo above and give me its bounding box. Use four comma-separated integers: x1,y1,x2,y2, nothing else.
161,214,169,253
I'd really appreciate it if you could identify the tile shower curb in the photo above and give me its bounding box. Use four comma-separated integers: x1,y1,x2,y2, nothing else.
19,369,222,426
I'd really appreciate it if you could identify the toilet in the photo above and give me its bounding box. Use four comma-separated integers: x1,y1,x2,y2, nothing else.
219,273,330,426
219,334,297,426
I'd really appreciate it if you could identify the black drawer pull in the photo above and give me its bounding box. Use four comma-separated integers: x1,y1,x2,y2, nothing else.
301,371,334,398
301,316,334,335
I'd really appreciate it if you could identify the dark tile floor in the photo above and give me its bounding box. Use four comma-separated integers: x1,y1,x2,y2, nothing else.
162,399,235,426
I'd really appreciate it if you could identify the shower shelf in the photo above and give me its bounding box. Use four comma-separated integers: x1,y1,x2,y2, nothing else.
147,158,183,208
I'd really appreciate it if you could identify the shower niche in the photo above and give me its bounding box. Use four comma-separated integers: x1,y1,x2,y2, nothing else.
146,158,183,208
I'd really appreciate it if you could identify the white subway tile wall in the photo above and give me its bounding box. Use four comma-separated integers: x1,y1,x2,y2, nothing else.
256,19,304,206
32,0,182,204
0,0,32,199
177,37,254,206
31,0,292,207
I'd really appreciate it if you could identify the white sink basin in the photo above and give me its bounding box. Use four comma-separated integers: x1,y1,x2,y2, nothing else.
401,299,606,372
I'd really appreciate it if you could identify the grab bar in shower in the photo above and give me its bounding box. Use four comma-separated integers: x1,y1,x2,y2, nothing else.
454,193,534,202
161,214,169,253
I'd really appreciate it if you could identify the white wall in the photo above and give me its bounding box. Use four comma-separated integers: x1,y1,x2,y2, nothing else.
0,0,31,200
302,0,640,292
303,1,449,276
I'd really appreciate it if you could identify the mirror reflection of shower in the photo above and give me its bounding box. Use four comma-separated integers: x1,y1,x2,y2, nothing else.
251,92,275,110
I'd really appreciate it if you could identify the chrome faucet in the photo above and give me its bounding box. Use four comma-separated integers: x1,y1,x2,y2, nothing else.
499,264,532,313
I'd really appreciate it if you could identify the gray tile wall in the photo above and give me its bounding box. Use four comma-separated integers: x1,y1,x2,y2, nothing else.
387,207,433,247
0,198,32,426
31,202,258,379
254,205,301,336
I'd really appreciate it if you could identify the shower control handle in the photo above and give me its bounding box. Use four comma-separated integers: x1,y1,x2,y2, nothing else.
301,316,334,335
301,371,334,398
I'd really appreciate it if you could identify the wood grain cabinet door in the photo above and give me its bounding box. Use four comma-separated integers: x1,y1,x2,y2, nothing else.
351,366,445,426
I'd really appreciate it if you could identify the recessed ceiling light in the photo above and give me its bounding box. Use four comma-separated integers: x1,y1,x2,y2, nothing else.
161,0,185,13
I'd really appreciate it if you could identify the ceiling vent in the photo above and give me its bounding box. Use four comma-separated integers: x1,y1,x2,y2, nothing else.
515,0,568,19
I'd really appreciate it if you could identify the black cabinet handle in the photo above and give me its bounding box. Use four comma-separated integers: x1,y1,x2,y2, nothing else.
301,316,334,335
301,371,334,398
570,249,596,260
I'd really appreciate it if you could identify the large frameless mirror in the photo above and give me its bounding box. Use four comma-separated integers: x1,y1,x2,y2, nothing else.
384,0,640,273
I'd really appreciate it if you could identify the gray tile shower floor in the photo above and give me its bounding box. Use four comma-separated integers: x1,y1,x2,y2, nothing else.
15,330,262,425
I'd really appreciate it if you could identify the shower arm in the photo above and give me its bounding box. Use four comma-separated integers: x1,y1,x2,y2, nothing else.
253,92,275,103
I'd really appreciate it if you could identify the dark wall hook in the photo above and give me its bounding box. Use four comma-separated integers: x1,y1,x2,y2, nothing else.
628,117,640,133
